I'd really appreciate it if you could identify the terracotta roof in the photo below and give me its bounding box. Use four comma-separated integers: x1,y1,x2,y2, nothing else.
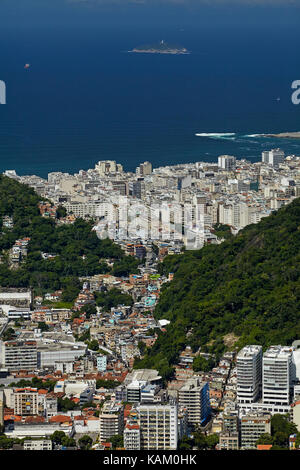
257,445,272,450
49,415,72,424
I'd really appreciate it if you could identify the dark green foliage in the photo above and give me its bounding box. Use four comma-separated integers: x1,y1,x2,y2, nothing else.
0,176,131,295
109,434,124,449
78,435,93,450
138,198,300,374
37,322,49,332
96,379,120,389
213,223,233,240
111,256,140,277
57,397,80,412
95,287,133,311
9,377,57,391
192,356,215,372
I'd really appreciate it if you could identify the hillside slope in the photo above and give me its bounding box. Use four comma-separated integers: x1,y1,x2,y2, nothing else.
135,198,300,379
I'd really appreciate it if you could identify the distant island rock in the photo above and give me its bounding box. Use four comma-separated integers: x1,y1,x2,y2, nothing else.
129,40,190,55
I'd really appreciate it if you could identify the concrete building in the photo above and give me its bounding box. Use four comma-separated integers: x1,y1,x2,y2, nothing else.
1,340,37,371
178,377,211,428
137,403,178,450
0,289,32,309
0,390,4,427
218,155,236,171
124,423,141,450
96,354,107,373
218,432,239,450
240,412,271,449
237,345,262,404
23,439,53,451
99,401,124,443
13,388,39,416
262,149,285,168
262,345,295,406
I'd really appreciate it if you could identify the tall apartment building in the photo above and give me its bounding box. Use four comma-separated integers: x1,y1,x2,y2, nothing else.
124,423,141,450
178,377,211,428
137,403,178,450
218,432,239,450
262,149,285,168
240,412,271,449
1,340,37,371
0,390,4,427
14,388,39,416
237,345,262,404
99,401,124,443
218,155,236,171
262,345,295,406
95,160,123,175
137,161,152,177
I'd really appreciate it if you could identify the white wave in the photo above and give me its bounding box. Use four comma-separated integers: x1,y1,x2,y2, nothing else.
195,132,236,137
243,134,265,137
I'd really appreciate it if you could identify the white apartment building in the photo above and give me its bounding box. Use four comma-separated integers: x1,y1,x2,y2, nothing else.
218,155,236,171
99,401,124,443
23,440,53,451
262,345,295,406
137,403,178,450
262,149,285,168
237,345,262,404
1,340,37,371
124,424,141,450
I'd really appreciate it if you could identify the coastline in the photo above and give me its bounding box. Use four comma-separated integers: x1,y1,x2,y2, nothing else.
263,132,300,139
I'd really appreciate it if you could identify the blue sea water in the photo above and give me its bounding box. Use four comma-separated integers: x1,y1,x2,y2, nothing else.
0,0,300,177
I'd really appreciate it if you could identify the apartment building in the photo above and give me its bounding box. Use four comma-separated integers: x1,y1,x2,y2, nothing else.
137,403,178,450
124,423,141,450
218,432,239,450
178,377,211,428
262,345,295,406
14,388,39,416
237,345,262,404
240,412,271,449
99,401,124,443
1,340,37,371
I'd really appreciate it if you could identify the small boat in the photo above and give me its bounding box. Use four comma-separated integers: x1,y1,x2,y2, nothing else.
24,63,30,69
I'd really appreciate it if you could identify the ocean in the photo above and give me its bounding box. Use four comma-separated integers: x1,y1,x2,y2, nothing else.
0,0,300,177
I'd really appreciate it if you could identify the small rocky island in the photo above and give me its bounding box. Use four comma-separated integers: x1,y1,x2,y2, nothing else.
130,40,190,55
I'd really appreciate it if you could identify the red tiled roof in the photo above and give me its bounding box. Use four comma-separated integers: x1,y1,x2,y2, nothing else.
49,415,72,424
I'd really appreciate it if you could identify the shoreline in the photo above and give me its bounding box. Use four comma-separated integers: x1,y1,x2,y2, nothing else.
263,132,300,139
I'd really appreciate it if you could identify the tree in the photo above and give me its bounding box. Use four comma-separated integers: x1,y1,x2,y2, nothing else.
205,434,219,449
256,433,273,445
109,434,124,449
50,431,66,446
61,436,76,448
37,322,49,332
88,339,99,351
194,430,207,450
78,435,93,450
178,436,192,450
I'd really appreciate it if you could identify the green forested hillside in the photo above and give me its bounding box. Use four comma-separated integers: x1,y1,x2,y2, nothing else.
0,175,139,296
135,198,300,379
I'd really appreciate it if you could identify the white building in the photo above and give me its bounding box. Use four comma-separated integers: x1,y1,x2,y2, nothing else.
262,149,285,168
237,345,262,404
262,345,295,406
137,403,178,450
218,155,236,171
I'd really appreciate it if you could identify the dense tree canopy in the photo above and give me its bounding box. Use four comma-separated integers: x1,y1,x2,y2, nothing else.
136,198,300,375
